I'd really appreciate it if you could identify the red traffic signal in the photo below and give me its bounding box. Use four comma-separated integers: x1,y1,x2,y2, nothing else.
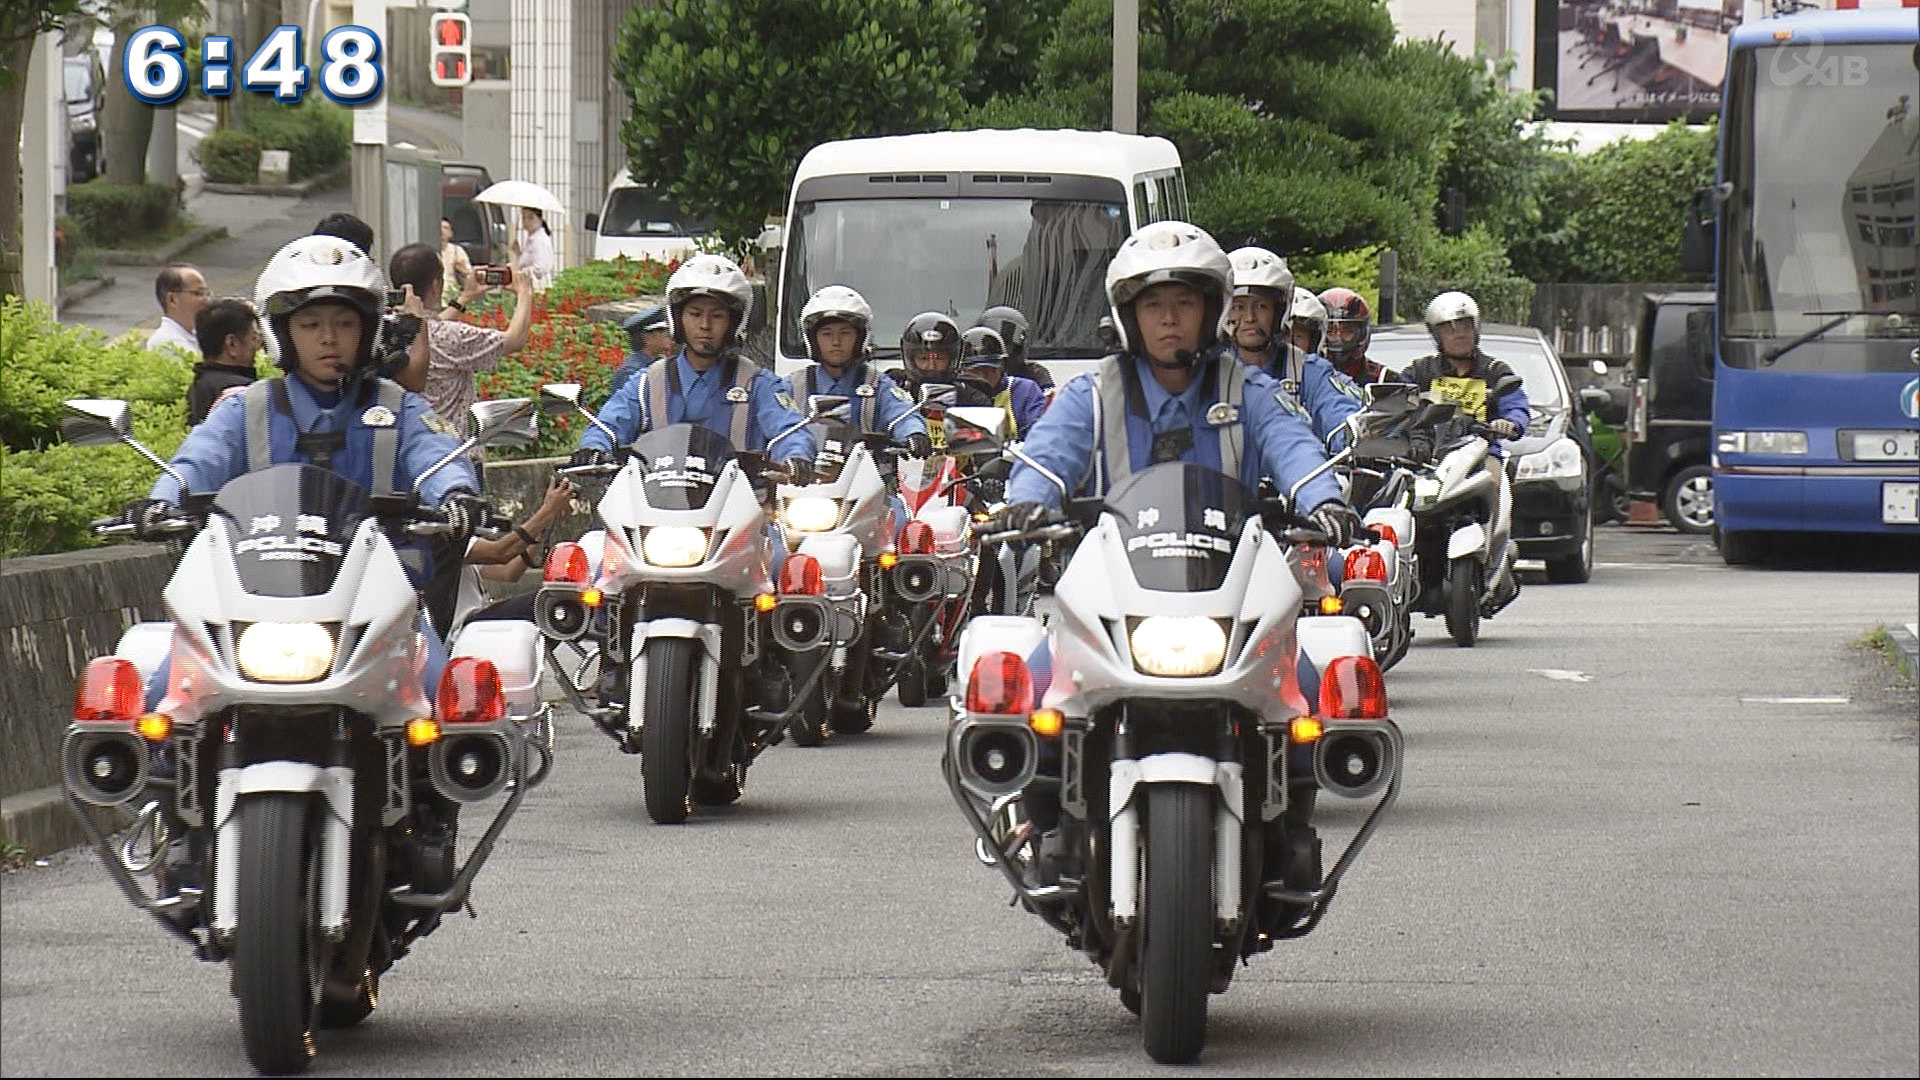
429,12,471,87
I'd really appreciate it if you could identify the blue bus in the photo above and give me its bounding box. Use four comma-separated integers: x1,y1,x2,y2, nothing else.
1688,8,1919,565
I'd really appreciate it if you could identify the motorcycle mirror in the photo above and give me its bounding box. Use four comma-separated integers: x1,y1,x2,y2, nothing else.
1364,381,1419,407
62,397,191,493
918,382,958,409
62,398,132,445
806,394,852,423
944,406,1009,452
539,382,583,415
468,398,539,447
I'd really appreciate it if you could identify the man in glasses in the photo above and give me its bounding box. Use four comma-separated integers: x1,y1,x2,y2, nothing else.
146,262,209,356
187,297,263,425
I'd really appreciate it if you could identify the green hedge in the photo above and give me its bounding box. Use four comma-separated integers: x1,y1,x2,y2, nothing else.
63,180,180,247
0,299,193,557
1395,225,1536,326
195,128,264,184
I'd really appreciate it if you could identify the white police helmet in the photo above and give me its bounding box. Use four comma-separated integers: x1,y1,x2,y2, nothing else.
1103,220,1233,356
1424,290,1481,350
799,284,873,361
666,253,754,344
254,233,388,375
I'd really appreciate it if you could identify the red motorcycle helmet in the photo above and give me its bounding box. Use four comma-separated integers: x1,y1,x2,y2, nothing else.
1318,287,1372,366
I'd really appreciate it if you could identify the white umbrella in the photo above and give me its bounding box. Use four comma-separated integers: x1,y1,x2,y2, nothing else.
473,179,566,215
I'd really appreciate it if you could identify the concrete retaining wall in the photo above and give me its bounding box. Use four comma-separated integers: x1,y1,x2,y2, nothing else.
0,455,582,857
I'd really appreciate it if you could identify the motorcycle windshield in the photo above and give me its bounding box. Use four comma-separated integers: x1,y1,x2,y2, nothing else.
210,465,369,598
808,421,861,485
630,423,735,511
1103,462,1253,593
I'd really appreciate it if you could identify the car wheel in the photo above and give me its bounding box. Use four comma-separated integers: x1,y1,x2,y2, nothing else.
1662,464,1715,535
1544,507,1594,584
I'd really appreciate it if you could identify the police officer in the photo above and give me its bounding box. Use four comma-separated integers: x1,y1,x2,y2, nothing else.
975,304,1055,390
1288,286,1327,358
994,222,1351,543
786,284,930,456
607,304,672,402
1396,290,1530,446
958,325,1048,439
569,254,817,475
988,219,1354,930
1224,246,1362,447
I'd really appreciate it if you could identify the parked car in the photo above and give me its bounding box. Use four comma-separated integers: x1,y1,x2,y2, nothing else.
1369,322,1606,584
582,168,710,264
64,53,104,183
442,161,507,269
1627,291,1716,534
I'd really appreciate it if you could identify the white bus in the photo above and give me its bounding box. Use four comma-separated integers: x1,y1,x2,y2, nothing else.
773,129,1187,384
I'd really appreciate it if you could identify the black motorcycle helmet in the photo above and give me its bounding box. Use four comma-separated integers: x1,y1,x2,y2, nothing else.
900,311,962,383
975,305,1030,364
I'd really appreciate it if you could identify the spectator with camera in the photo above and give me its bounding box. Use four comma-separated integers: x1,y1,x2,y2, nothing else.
385,243,538,443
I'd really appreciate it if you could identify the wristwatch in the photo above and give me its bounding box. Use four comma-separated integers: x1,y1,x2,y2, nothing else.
446,299,467,313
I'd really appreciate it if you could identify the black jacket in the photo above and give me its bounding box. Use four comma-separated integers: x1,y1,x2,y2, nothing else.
187,363,258,426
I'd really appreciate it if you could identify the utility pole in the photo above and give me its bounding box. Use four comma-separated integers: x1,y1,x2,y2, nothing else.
1112,0,1137,134
22,31,60,305
351,0,391,266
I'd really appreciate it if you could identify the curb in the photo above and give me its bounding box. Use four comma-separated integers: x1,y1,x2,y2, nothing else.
0,786,128,862
201,163,350,198
95,225,230,267
1886,623,1918,684
56,273,118,311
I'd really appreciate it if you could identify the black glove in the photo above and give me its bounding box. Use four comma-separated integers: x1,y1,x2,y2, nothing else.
568,447,614,470
1307,501,1357,549
904,431,933,459
987,500,1052,536
1407,430,1435,463
783,457,816,487
1488,418,1521,440
121,498,177,540
439,493,490,543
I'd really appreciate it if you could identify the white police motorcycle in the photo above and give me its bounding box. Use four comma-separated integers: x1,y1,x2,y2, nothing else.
58,397,549,1077
939,408,1403,1065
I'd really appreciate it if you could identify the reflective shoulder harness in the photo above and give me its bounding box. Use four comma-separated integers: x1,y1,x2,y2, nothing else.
1092,355,1245,496
645,355,757,448
800,363,882,433
242,377,406,498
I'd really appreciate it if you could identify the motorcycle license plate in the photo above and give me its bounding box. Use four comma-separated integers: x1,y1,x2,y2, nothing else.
1854,431,1919,462
1883,482,1920,525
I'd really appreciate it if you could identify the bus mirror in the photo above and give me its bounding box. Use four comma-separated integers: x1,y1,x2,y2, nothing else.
1681,185,1723,277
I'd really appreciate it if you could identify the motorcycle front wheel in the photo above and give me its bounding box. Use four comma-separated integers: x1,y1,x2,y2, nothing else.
233,793,320,1076
1444,556,1481,647
640,638,698,824
1139,783,1214,1065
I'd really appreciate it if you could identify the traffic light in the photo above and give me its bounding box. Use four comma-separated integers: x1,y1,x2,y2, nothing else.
429,12,471,88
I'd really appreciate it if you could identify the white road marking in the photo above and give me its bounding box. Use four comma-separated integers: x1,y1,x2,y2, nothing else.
1739,695,1851,705
1528,668,1594,682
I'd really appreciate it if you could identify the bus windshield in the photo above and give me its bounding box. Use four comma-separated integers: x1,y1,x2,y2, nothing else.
780,197,1129,361
1721,42,1919,365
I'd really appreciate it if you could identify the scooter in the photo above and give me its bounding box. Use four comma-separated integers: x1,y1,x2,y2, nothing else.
1408,413,1521,647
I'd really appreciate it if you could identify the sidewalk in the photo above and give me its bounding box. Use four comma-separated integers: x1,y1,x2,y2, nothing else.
59,182,354,343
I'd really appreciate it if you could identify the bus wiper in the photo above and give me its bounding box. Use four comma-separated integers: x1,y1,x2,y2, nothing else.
1762,310,1881,366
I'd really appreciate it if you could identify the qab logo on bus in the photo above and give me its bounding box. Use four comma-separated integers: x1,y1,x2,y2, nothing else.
1901,378,1920,422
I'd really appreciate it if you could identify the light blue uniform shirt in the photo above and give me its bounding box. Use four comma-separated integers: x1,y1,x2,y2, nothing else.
1008,353,1343,512
579,349,816,462
787,363,927,440
149,375,477,507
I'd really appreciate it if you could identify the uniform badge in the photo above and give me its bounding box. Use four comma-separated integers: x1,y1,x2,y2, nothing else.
362,405,397,428
421,412,456,436
1205,402,1240,426
855,384,875,397
726,386,752,404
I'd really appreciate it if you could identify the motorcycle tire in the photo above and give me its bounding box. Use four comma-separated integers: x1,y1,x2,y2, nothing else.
317,967,378,1029
832,693,876,735
1444,556,1481,648
232,792,320,1076
692,762,744,807
898,660,928,708
923,664,949,701
640,639,698,824
1140,783,1214,1066
788,685,831,748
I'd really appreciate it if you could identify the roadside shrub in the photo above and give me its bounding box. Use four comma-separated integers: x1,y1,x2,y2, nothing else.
0,299,192,556
194,127,264,184
63,180,178,247
1396,225,1535,325
243,100,350,180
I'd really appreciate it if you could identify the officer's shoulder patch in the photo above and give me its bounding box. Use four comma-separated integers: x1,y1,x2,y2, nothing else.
1273,391,1310,420
888,383,913,403
771,387,796,410
421,411,457,437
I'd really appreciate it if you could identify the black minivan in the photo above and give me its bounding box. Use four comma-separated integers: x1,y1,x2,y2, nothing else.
64,53,104,182
1627,291,1716,534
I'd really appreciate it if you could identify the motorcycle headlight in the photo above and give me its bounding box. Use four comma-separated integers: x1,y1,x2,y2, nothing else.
782,496,840,533
236,622,336,683
640,526,708,567
1514,437,1584,481
1128,616,1228,678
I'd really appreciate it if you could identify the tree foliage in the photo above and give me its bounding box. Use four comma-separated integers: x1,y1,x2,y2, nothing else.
1509,121,1716,284
611,0,979,245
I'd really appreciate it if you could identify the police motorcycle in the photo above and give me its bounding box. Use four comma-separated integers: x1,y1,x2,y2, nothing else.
58,396,550,1077
535,383,834,824
769,393,921,742
1397,398,1522,647
886,382,982,707
1321,384,1460,670
939,410,1403,1066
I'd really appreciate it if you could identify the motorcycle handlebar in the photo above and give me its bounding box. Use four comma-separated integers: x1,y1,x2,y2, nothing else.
979,521,1080,547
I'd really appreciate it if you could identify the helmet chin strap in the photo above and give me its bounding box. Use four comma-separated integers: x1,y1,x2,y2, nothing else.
1149,349,1201,371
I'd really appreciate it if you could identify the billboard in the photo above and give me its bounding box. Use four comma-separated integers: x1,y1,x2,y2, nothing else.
1532,1,1916,123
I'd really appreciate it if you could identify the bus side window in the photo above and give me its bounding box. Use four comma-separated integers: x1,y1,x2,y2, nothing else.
1156,175,1177,222
1170,172,1189,220
1134,180,1155,225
